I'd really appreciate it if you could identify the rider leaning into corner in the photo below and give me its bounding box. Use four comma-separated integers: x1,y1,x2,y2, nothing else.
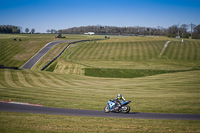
113,94,126,110
116,94,126,103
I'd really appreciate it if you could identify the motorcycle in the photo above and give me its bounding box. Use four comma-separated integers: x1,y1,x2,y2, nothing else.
104,99,131,113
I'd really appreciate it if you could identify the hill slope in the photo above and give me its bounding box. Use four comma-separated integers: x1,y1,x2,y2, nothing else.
0,69,200,114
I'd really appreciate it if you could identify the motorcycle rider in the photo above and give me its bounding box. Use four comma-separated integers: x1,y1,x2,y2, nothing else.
116,94,126,103
113,94,126,110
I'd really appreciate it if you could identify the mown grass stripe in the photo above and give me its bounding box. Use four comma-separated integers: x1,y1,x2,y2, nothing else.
180,43,186,60
147,42,153,59
135,42,140,60
11,70,25,87
81,43,94,60
101,43,109,60
0,89,69,101
126,42,131,60
131,42,136,60
69,43,86,59
42,73,69,87
81,43,95,60
92,43,102,60
4,70,18,88
118,42,124,60
193,43,198,61
27,72,48,88
109,43,117,60
165,42,173,59
21,70,41,87
95,43,105,60
169,42,177,59
0,70,8,88
102,42,111,60
124,43,129,60
152,42,160,58
150,42,159,58
187,43,192,61
0,42,10,51
35,72,62,88
52,74,77,86
174,42,182,60
113,43,118,60
17,71,33,88
139,43,144,60
87,43,98,60
141,43,147,60
90,43,101,60
127,43,132,60
155,42,163,57
194,43,200,61
0,45,18,65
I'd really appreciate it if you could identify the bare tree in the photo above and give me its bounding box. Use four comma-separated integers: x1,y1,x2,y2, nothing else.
50,29,57,34
167,25,178,37
31,28,35,34
180,24,189,38
46,29,50,33
193,24,200,39
25,28,29,33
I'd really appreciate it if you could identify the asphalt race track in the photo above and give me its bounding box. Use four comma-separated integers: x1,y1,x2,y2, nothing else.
20,40,76,69
0,102,200,120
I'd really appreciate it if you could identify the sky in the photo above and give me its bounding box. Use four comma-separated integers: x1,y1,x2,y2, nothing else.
0,0,200,33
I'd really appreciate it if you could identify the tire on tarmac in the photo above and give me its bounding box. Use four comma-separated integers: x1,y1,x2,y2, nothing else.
104,106,110,113
122,105,130,113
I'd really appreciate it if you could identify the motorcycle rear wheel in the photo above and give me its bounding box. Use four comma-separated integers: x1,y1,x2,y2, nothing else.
122,105,130,113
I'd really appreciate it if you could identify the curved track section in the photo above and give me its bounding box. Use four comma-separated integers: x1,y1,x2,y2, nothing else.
0,102,200,120
20,40,76,69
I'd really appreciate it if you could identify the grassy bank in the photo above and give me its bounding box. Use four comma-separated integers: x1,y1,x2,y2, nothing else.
0,69,200,114
0,112,200,133
0,35,200,132
0,34,105,69
55,38,200,74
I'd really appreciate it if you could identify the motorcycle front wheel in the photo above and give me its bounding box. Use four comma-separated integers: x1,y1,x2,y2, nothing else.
104,106,110,113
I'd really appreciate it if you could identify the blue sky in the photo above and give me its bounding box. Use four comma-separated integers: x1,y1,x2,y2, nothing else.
0,0,200,33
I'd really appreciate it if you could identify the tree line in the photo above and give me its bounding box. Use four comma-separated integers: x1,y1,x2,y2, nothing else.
0,25,21,33
0,25,36,34
58,24,200,39
1,24,200,39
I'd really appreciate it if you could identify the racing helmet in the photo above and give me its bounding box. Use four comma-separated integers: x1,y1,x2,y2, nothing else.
117,94,122,99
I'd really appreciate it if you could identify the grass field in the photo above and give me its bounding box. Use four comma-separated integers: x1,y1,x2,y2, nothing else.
0,69,200,114
0,34,104,68
1,112,200,133
0,34,200,132
48,37,200,78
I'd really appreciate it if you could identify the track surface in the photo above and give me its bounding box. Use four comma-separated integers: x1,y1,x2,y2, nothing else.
20,40,76,69
0,102,200,120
